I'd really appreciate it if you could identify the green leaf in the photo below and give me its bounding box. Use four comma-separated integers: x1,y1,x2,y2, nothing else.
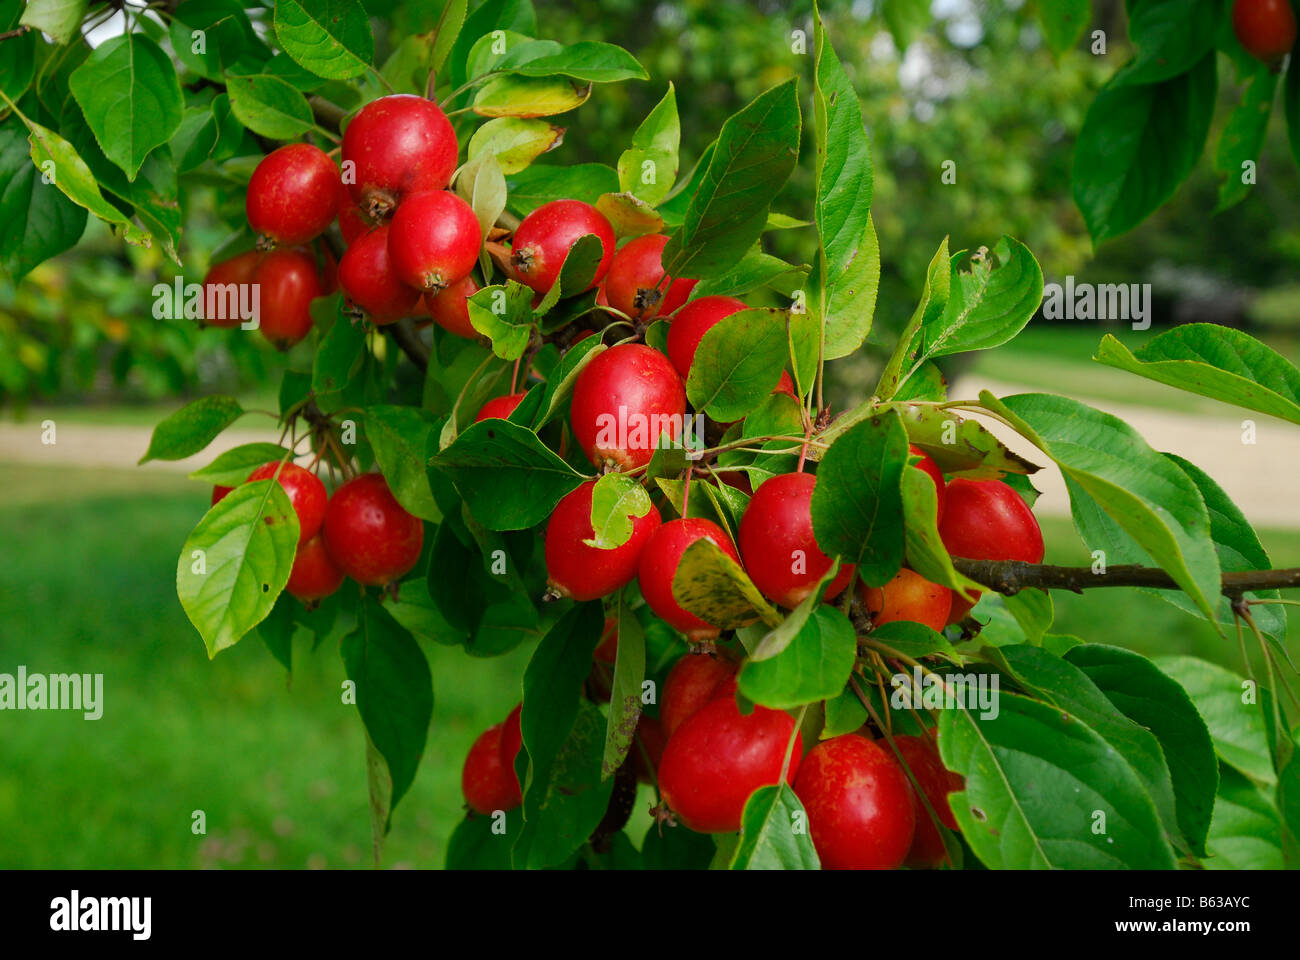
894,401,1041,478
672,537,782,632
938,692,1177,869
1036,0,1090,55
0,115,85,280
467,116,563,174
177,480,299,658
983,391,1221,620
67,34,182,180
822,214,880,360
603,593,645,779
445,810,515,868
504,162,618,216
662,79,801,280
585,473,652,550
1094,324,1300,425
431,0,468,76
508,40,646,83
1205,765,1283,869
226,74,316,140
919,238,1043,360
1065,643,1219,858
810,406,907,584
982,643,1187,856
341,597,433,829
140,395,243,464
19,0,88,45
594,190,662,239
532,232,603,315
875,237,949,399
0,12,34,101
1153,656,1275,786
473,74,591,118
812,4,872,279
430,418,586,531
641,822,716,869
740,605,855,710
617,83,678,207
1072,53,1215,243
685,307,788,422
1120,0,1218,85
749,561,843,662
1212,64,1276,212
1004,589,1053,644
273,0,374,80
729,785,820,870
880,0,929,51
366,405,442,522
312,309,366,395
535,334,604,427
821,684,868,738
900,461,982,596
871,618,959,661
187,443,292,486
457,149,505,276
689,246,809,302
24,118,147,244
467,280,535,360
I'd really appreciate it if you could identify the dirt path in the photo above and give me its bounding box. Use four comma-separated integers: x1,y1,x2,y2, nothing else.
2,378,1297,529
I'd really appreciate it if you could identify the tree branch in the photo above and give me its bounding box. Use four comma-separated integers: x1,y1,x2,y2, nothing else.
386,318,429,372
309,96,347,132
951,559,1300,599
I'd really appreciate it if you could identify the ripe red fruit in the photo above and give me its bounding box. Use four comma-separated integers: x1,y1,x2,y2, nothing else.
246,143,340,246
286,533,345,602
247,461,327,544
860,568,951,632
510,199,615,294
738,472,854,609
910,445,945,522
631,714,667,784
387,191,481,293
593,617,618,664
660,653,737,738
658,696,802,833
545,480,662,601
251,248,323,349
462,722,522,814
474,392,526,423
339,225,420,324
338,192,372,246
498,703,524,796
602,233,697,319
211,485,233,505
893,733,963,869
665,295,747,381
202,251,261,329
793,733,916,870
321,473,424,586
1232,0,1297,65
569,343,686,470
938,478,1044,623
425,275,479,339
637,517,741,640
342,94,458,218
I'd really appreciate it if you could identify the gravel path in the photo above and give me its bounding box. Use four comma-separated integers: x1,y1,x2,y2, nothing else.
2,377,1297,529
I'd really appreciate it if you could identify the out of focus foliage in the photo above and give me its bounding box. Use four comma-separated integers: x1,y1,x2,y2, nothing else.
3,0,1297,408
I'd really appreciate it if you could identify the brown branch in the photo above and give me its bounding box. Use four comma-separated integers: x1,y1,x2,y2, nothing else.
0,25,30,41
309,96,347,132
951,559,1300,599
385,318,429,372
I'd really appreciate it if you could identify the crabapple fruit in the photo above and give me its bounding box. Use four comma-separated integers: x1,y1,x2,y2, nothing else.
1232,0,1297,65
425,275,480,339
247,461,327,544
387,191,481,293
510,199,615,295
602,233,696,318
938,478,1044,624
894,733,963,869
658,695,802,833
321,473,424,586
860,568,951,632
474,393,526,423
342,95,458,218
251,248,323,349
246,143,340,246
569,343,686,470
660,652,737,738
665,295,747,381
202,251,260,329
637,517,741,640
910,445,945,522
793,733,916,870
738,472,854,609
286,533,345,602
339,224,420,324
462,722,522,814
545,480,662,601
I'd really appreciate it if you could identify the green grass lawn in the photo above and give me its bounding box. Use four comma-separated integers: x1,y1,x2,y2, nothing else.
0,463,1293,868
